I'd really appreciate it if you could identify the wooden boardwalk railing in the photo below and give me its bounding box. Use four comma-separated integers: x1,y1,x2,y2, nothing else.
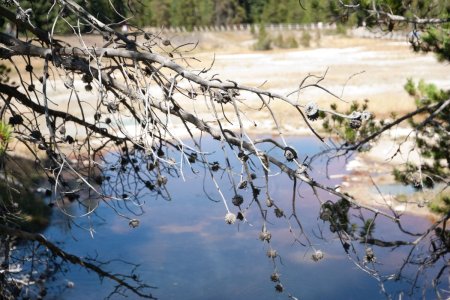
144,23,409,42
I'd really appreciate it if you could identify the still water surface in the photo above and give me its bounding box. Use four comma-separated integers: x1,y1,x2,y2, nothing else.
43,137,433,299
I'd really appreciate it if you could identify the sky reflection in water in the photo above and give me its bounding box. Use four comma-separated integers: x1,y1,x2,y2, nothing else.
44,136,434,300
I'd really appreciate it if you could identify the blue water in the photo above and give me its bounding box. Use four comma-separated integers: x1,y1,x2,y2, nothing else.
371,183,417,196
41,137,440,299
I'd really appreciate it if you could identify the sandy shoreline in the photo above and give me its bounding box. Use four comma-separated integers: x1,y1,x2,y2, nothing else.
339,133,442,221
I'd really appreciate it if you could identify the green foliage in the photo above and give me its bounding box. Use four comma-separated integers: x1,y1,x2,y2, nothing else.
250,23,256,35
253,24,272,51
284,35,299,48
309,0,326,22
390,79,450,214
170,0,198,30
360,219,375,238
10,0,343,30
80,0,129,25
336,23,347,36
261,0,287,23
273,34,298,49
214,0,245,25
299,31,312,48
321,100,380,146
428,194,450,214
4,0,402,31
2,0,132,34
273,33,284,47
404,78,417,96
343,126,357,143
418,28,450,62
243,0,266,23
135,0,246,29
257,0,333,24
19,0,60,31
349,1,450,62
393,163,435,190
0,121,12,154
412,79,449,106
5,0,448,35
320,198,355,235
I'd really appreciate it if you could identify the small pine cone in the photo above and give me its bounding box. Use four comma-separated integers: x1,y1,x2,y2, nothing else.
305,101,319,121
225,212,237,225
129,219,140,228
259,230,272,242
232,194,244,206
267,249,277,258
349,119,362,129
284,146,298,161
311,250,324,262
274,208,284,218
270,272,280,282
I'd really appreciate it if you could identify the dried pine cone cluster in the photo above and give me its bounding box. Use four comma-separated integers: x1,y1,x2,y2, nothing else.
305,101,319,121
349,111,372,129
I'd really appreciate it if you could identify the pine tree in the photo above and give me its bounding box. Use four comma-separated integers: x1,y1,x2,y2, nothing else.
213,0,245,26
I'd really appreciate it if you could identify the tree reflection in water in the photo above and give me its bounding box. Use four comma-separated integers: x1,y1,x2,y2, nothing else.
3,137,440,300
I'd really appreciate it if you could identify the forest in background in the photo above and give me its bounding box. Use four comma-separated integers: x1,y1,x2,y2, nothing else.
0,0,338,32
1,0,448,32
